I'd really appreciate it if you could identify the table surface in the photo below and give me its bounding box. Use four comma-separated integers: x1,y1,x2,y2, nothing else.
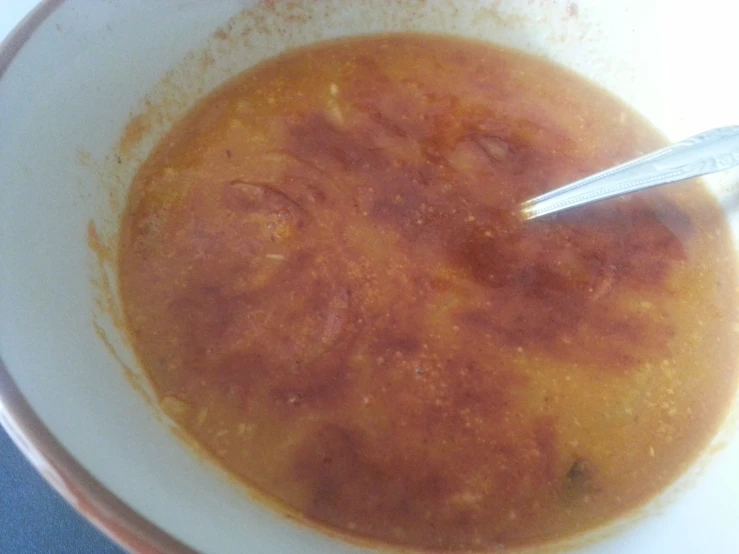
0,428,124,553
1,2,125,553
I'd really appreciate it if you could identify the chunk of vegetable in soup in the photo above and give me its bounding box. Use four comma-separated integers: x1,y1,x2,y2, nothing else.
119,35,738,550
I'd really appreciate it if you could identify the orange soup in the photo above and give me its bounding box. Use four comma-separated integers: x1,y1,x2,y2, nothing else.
119,35,739,551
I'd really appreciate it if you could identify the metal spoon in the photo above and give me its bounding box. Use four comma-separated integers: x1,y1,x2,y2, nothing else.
520,126,739,221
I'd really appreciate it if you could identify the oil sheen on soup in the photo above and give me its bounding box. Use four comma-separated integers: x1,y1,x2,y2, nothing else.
119,35,739,550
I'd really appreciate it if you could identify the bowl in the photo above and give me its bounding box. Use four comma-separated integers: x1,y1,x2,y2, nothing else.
1,1,738,553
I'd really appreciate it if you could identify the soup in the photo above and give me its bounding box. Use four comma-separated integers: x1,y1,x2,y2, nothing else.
119,35,738,550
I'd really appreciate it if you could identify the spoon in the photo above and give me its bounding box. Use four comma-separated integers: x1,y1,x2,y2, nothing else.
520,126,739,221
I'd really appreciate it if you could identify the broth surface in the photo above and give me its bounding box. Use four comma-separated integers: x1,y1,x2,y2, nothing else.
119,35,738,550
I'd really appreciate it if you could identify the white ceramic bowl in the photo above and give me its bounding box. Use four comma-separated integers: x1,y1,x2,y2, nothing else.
1,1,738,553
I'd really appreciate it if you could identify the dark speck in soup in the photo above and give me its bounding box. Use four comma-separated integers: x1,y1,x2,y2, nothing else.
119,34,739,551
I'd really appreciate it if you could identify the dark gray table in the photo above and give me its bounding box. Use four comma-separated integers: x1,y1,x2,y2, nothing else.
0,426,124,553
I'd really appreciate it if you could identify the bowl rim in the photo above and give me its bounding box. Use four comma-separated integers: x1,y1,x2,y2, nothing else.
0,2,194,552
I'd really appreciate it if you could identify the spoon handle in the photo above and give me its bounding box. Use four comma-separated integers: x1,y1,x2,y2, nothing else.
520,125,739,220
